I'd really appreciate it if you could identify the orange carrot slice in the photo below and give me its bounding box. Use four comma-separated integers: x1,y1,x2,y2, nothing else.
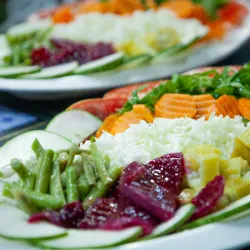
111,105,153,135
96,113,120,138
238,98,250,120
206,95,241,119
193,94,215,119
52,6,74,23
160,0,194,18
155,94,197,119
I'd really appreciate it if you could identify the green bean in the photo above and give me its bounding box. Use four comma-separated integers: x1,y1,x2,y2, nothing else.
109,166,123,181
61,171,67,187
83,181,108,209
10,158,28,181
90,143,112,186
31,138,44,159
17,188,63,210
35,149,54,193
82,154,96,186
12,45,20,65
58,152,69,172
12,188,40,214
83,166,122,208
50,158,66,205
78,175,91,200
24,172,36,190
0,170,3,178
67,145,79,167
2,182,13,198
104,155,111,170
65,167,79,203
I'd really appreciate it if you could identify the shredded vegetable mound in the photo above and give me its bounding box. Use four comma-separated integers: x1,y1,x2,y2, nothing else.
82,115,249,167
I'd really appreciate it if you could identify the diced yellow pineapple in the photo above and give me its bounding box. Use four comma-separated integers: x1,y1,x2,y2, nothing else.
235,179,250,199
199,153,220,187
226,178,250,200
238,128,250,148
231,138,250,165
184,144,221,171
219,157,246,180
179,188,195,205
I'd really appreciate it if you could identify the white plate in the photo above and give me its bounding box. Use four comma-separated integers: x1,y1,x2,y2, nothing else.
0,2,250,100
1,215,250,250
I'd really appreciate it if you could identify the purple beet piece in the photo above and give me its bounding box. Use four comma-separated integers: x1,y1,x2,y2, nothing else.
119,162,178,222
147,153,185,194
28,201,85,228
79,198,119,229
191,175,225,220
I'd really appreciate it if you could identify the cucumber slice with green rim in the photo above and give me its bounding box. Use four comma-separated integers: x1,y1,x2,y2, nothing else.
145,204,195,239
46,110,102,144
181,194,250,230
0,130,73,178
74,52,124,75
0,66,40,78
0,203,66,240
153,37,199,63
21,61,78,79
7,21,51,37
38,227,142,249
120,54,152,70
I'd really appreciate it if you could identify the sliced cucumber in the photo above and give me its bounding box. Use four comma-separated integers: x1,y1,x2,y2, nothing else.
0,203,66,240
46,110,102,144
0,130,73,178
120,54,152,70
8,20,51,37
38,227,142,249
0,66,40,78
74,52,124,75
145,204,195,239
181,194,250,230
153,38,198,63
21,61,78,79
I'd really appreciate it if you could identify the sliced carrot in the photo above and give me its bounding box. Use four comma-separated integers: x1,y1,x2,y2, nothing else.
206,95,241,119
155,94,197,119
96,113,120,138
217,95,241,118
52,6,74,23
160,0,195,18
111,104,153,134
193,94,215,119
238,98,250,120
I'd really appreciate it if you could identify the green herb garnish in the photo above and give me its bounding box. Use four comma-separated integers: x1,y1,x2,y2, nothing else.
119,63,250,113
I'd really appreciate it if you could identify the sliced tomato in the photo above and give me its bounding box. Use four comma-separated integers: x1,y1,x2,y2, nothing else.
103,80,164,100
183,66,242,76
67,98,127,121
218,1,248,26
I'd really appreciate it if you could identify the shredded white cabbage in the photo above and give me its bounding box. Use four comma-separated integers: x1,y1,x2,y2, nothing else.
51,9,208,47
81,115,249,168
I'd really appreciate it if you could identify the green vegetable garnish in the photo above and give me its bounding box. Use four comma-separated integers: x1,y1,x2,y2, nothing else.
119,63,250,113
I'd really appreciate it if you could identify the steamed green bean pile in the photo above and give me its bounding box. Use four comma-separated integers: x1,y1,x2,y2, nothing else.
2,139,122,214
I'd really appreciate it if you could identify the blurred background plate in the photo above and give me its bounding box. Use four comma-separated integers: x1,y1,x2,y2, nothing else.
0,3,249,100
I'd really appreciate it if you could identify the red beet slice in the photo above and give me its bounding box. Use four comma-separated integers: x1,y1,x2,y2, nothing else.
191,175,225,220
28,202,85,228
147,153,185,194
119,162,178,222
79,198,118,229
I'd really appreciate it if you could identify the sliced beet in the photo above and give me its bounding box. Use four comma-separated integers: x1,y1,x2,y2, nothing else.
79,198,118,229
147,153,185,194
119,162,178,222
28,201,85,228
191,175,225,220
